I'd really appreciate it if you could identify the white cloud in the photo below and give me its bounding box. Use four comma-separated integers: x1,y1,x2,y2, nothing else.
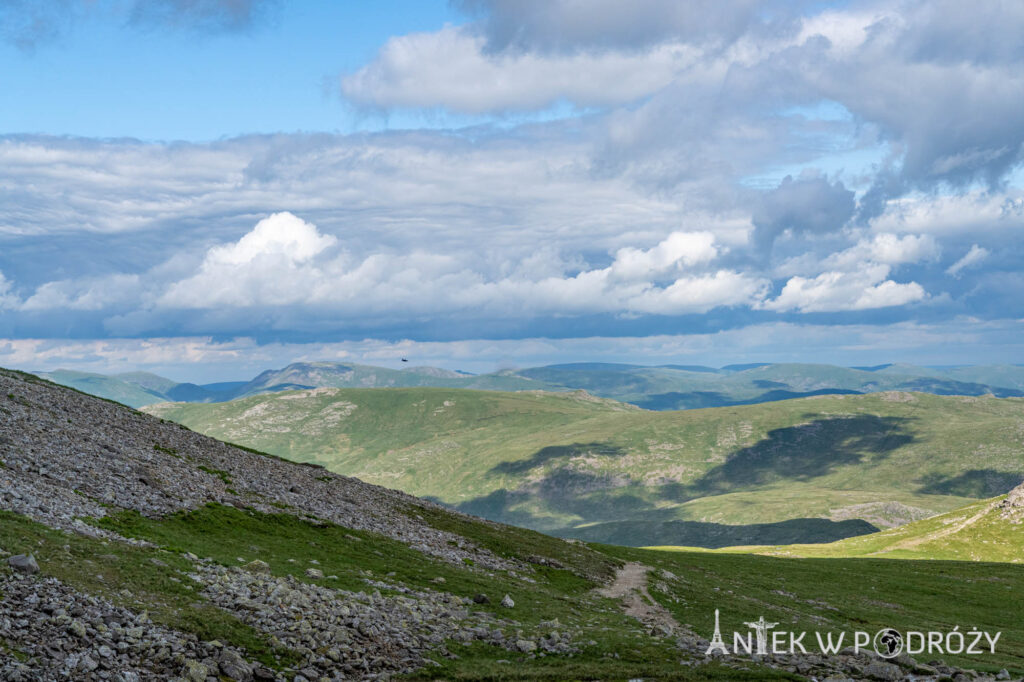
946,244,990,277
160,212,337,308
870,190,1024,236
19,274,143,311
609,231,718,280
7,317,1024,382
341,26,696,113
156,217,762,316
625,270,768,314
764,264,927,313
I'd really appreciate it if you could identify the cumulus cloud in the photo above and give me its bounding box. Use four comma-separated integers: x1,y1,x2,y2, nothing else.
947,244,990,278
751,175,856,252
156,216,763,317
764,264,927,313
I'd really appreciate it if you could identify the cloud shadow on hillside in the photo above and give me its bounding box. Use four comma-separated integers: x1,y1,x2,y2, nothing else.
633,389,863,410
687,414,915,495
446,414,917,547
916,469,1024,498
490,442,627,476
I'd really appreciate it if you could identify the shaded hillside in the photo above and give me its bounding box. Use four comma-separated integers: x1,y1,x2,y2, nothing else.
146,388,1024,547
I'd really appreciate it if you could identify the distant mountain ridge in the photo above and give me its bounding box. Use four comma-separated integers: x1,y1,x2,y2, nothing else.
35,361,1024,409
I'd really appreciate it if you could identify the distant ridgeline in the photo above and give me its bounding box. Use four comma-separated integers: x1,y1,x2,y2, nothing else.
34,361,1024,409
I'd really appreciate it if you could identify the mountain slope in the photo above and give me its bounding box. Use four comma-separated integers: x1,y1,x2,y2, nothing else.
34,369,171,408
145,388,1024,547
740,483,1024,562
3,367,1024,679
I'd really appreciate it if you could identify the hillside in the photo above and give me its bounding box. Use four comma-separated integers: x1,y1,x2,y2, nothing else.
145,388,1024,547
730,484,1024,562
4,368,1024,680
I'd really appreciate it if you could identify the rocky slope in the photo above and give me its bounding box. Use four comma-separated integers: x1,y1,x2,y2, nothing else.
0,369,540,680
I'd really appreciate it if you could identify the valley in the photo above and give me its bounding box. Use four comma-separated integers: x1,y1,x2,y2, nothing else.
143,386,1024,548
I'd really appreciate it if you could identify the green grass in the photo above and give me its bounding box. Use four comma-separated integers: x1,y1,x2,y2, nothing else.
6,500,1024,679
0,510,301,670
95,503,601,628
605,543,1024,675
144,388,1024,547
403,642,797,681
93,503,1024,676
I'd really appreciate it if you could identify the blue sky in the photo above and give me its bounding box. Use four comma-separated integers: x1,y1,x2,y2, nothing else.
1,0,1022,382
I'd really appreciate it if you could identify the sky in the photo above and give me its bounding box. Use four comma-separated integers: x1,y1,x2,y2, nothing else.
1,0,1022,382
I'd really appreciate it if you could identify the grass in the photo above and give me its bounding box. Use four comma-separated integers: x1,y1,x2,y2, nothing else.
95,503,601,628
406,503,621,582
0,510,301,670
603,543,1024,675
6,500,1024,678
144,388,1024,547
402,642,797,681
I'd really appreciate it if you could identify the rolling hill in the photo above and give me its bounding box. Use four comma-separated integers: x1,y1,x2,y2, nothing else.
4,367,1024,679
144,388,1024,548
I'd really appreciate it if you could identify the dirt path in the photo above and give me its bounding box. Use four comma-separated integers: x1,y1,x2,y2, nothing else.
881,499,1000,553
595,562,680,635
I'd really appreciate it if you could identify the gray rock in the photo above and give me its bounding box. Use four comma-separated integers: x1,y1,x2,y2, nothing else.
500,594,514,608
6,554,39,574
304,567,324,579
181,659,209,682
218,649,253,681
516,639,537,653
863,660,902,681
68,619,88,638
473,593,490,604
243,559,271,574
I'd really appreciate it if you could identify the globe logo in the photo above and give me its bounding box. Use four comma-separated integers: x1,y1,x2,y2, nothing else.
873,628,903,658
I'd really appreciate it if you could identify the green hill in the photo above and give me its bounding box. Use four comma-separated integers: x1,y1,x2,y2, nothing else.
717,484,1024,562
34,369,171,408
144,388,1024,547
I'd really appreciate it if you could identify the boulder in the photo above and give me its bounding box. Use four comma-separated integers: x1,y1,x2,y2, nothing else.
7,554,39,574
